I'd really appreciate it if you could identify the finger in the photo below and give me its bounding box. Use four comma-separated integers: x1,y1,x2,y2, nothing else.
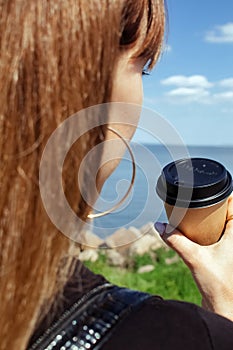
224,216,233,237
227,194,233,219
224,194,233,234
161,224,200,268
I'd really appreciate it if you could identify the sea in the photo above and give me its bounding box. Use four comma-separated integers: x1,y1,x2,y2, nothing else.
91,145,233,238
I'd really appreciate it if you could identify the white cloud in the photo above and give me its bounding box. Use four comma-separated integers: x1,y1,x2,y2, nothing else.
213,91,233,101
219,78,233,88
159,74,233,105
164,44,172,53
205,22,233,43
166,87,210,103
161,75,213,89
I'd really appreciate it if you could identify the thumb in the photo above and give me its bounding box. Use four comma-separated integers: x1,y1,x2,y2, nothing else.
155,222,199,267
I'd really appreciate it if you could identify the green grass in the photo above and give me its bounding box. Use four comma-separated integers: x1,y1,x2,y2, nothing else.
84,248,201,306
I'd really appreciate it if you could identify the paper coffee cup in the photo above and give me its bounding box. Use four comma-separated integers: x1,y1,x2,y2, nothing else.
156,158,233,245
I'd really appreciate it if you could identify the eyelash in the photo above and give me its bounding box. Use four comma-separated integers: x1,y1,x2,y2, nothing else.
142,69,150,76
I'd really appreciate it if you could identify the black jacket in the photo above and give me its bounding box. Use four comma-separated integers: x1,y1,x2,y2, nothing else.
28,261,233,350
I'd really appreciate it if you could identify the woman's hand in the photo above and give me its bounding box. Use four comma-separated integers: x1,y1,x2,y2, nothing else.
156,194,233,322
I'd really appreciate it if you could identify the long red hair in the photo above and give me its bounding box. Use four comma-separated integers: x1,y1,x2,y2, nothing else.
0,1,165,348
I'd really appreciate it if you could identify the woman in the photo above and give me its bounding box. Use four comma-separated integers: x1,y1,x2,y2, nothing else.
0,1,233,349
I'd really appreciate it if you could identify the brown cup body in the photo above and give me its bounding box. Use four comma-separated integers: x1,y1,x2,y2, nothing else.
156,158,233,245
164,199,228,245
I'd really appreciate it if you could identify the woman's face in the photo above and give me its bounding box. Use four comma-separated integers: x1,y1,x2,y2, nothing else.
97,51,147,188
111,52,145,106
109,50,146,140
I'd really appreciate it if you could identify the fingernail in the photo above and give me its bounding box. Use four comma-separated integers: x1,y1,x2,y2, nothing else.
154,222,166,235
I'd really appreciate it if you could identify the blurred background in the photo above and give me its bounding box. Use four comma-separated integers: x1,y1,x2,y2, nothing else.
84,0,233,305
135,0,233,146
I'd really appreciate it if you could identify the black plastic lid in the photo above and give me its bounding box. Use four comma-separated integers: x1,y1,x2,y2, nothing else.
156,158,233,208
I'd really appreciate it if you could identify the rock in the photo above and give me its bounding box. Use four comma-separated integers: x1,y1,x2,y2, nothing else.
82,230,104,249
128,226,142,238
140,222,168,248
165,255,179,265
137,265,155,274
140,222,166,240
129,233,165,256
105,227,140,249
106,249,126,267
139,222,156,236
79,249,99,262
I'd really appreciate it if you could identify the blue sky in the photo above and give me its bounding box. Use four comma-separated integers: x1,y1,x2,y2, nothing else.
134,0,233,145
